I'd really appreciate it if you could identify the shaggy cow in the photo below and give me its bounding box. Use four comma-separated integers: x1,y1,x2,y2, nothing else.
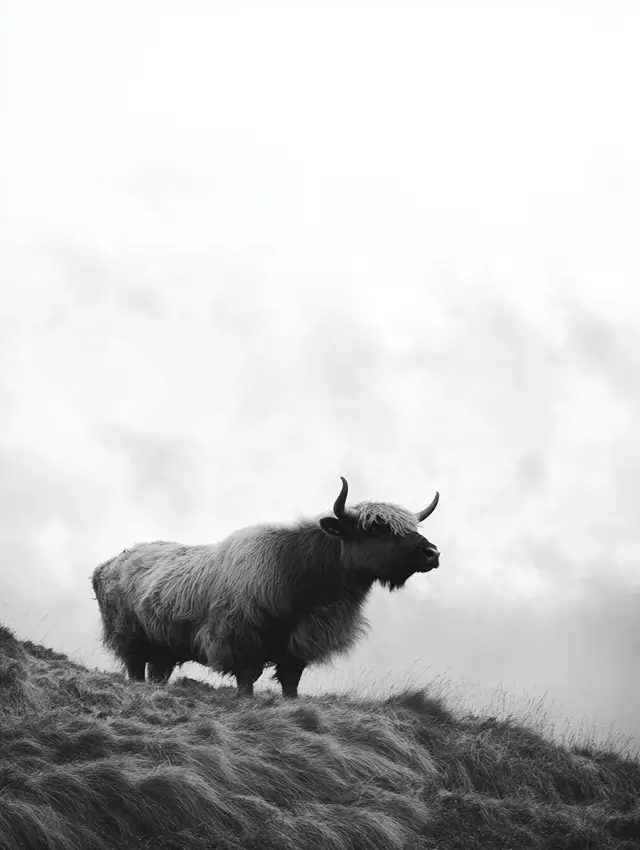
91,477,441,698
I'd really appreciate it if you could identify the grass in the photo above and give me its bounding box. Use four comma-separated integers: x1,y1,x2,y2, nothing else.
1,624,639,849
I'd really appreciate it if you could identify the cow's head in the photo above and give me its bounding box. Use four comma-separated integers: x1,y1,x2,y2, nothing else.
319,477,441,590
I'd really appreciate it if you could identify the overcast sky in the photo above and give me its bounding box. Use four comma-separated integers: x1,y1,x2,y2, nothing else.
2,1,639,748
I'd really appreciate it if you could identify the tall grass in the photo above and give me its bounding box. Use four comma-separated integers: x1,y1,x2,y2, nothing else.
1,623,639,849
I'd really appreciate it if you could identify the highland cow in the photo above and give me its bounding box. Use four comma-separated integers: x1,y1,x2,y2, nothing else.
91,477,441,698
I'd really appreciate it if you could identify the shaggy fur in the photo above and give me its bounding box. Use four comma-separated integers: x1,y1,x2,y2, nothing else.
92,490,441,697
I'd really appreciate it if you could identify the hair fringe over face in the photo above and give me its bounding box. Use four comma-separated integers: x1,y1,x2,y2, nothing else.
350,502,419,536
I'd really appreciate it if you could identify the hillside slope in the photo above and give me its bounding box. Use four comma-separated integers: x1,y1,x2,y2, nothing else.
1,624,639,849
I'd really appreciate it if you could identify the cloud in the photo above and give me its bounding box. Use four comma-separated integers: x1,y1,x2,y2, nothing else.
96,425,207,523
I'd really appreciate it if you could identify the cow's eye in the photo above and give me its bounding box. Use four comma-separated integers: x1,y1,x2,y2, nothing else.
369,521,391,535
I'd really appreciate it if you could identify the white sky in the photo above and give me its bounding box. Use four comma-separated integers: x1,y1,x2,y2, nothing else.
2,1,639,745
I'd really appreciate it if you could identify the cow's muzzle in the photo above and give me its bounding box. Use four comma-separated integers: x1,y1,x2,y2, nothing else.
420,547,440,572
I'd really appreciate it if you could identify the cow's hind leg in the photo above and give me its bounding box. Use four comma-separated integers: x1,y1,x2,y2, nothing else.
147,656,176,684
274,656,306,699
123,653,147,681
120,637,156,682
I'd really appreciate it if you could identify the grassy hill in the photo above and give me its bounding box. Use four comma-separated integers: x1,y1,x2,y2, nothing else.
1,624,639,849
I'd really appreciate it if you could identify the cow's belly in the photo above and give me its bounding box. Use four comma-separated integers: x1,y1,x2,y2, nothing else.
287,605,368,663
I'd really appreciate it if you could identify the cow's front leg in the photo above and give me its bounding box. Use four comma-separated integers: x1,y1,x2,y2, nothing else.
274,656,307,699
234,661,264,698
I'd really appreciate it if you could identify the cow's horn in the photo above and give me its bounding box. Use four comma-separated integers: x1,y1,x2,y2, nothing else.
416,492,439,522
333,476,349,518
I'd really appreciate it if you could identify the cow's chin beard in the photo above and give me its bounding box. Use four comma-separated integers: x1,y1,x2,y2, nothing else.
376,566,417,592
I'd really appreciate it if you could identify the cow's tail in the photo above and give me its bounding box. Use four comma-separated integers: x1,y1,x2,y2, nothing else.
91,554,119,604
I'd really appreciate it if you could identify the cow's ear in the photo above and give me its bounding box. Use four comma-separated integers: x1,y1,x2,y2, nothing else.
319,517,344,537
